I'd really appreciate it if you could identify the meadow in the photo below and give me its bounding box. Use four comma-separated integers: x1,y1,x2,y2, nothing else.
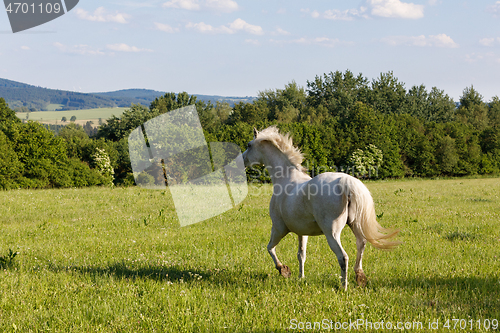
15,107,127,125
0,178,499,332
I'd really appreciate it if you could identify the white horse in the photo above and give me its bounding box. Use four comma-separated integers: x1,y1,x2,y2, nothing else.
242,126,400,290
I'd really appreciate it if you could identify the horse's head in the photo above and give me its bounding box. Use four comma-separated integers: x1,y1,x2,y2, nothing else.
242,128,264,167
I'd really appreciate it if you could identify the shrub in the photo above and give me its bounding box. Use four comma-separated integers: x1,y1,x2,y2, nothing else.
348,144,383,178
92,148,114,186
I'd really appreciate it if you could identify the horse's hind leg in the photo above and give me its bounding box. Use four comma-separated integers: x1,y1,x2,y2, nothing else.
323,217,349,291
347,208,368,287
325,233,349,291
297,235,308,278
268,225,291,278
348,223,368,287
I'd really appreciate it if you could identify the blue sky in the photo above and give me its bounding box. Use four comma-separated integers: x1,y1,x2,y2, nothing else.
1,0,500,101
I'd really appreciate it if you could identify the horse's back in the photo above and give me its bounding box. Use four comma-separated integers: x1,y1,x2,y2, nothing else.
271,172,352,236
305,172,349,221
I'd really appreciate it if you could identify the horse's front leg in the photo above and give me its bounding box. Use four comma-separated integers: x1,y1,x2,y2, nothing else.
267,225,291,278
297,235,308,278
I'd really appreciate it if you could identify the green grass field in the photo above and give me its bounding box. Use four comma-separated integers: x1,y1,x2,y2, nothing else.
44,104,65,111
15,107,127,123
1,178,499,332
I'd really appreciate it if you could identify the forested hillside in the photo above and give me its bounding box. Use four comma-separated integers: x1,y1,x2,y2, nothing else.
0,78,116,111
0,78,256,112
1,70,499,189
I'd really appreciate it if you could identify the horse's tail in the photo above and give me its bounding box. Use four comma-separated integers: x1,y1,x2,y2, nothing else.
340,175,400,250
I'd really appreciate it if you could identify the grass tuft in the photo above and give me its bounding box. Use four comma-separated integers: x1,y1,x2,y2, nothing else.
0,248,18,268
445,231,477,241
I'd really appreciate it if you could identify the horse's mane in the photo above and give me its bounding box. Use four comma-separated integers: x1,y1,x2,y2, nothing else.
255,126,307,173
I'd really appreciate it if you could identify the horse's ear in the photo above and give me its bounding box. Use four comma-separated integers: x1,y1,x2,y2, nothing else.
253,127,258,139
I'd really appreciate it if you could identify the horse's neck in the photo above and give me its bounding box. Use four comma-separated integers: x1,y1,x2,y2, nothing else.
262,145,309,186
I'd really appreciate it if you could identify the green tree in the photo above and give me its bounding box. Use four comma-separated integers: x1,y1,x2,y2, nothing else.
488,96,500,128
405,84,428,120
392,114,432,176
197,102,220,129
406,86,456,122
306,70,370,119
456,86,489,130
436,135,459,175
331,102,404,177
279,122,329,172
0,98,20,123
0,130,22,189
258,81,306,123
149,91,198,114
1,121,71,188
427,87,456,123
58,123,91,160
228,101,270,125
111,137,133,185
215,101,232,124
369,71,407,115
98,104,158,141
65,158,106,187
70,115,77,122
480,127,499,154
99,93,212,142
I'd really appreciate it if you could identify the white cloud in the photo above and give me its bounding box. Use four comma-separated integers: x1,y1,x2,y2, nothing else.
75,7,130,24
162,0,238,12
186,22,231,34
163,0,200,10
106,44,153,53
465,52,500,64
428,34,458,48
304,0,424,21
368,0,424,19
54,42,105,56
381,34,458,48
186,18,263,35
322,8,368,20
479,37,500,46
55,42,153,56
154,22,179,33
21,46,30,50
205,0,238,13
272,27,290,36
229,18,263,35
487,1,500,17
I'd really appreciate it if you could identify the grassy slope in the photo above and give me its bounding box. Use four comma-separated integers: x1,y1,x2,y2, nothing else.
0,178,499,332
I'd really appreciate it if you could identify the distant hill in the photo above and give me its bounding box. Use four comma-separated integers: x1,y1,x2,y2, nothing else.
92,89,256,107
0,78,256,112
0,78,116,111
91,89,165,107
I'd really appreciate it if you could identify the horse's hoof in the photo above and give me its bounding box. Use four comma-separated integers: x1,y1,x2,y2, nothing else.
279,265,291,278
355,271,367,287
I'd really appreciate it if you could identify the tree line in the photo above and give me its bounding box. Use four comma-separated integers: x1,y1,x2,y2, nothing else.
1,70,499,189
